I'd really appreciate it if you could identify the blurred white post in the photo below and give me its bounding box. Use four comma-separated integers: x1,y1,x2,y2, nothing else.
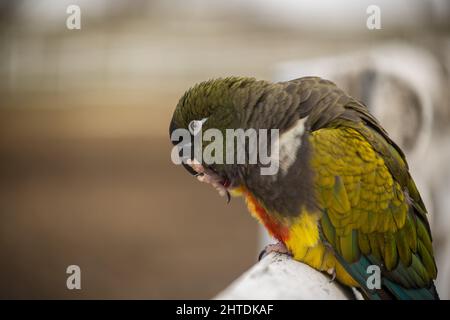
215,253,353,300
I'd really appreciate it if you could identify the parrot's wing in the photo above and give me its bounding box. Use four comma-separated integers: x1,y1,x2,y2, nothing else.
346,100,430,225
310,122,438,300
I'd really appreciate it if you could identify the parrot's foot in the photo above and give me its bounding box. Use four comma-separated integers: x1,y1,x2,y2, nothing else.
186,159,231,202
327,268,336,282
258,241,292,261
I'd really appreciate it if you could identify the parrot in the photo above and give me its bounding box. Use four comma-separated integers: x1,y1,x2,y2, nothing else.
169,76,439,300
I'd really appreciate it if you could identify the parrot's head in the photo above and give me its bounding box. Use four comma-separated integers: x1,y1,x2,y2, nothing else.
169,77,264,201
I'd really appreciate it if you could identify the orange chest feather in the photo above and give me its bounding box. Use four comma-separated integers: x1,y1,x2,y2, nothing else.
243,190,290,242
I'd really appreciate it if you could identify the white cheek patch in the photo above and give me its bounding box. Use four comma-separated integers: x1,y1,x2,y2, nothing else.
276,116,308,175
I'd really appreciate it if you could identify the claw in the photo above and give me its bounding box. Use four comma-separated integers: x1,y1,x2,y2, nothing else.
258,249,267,261
328,268,337,282
258,241,291,261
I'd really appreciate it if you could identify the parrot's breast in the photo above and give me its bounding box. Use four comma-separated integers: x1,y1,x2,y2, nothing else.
237,185,359,287
242,188,290,242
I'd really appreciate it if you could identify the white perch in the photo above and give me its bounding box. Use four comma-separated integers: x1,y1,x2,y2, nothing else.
215,253,354,300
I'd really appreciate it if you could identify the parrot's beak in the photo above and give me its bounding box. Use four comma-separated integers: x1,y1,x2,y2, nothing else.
182,162,231,202
182,162,198,176
221,179,231,204
184,160,231,204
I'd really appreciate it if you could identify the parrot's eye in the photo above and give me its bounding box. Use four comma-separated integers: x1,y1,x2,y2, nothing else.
188,118,207,135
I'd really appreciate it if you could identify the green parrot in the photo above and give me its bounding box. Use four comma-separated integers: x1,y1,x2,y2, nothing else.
169,76,439,300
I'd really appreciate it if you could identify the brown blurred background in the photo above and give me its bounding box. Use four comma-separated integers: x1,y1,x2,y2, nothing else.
0,0,449,299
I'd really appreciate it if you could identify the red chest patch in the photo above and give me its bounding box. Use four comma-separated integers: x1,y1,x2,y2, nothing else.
244,190,290,242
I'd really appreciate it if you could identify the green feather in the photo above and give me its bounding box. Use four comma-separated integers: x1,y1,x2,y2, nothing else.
358,231,371,255
332,176,351,214
339,229,360,262
384,232,398,271
395,228,412,266
418,240,437,279
320,210,336,247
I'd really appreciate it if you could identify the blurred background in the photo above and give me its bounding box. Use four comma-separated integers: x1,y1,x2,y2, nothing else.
0,0,449,299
